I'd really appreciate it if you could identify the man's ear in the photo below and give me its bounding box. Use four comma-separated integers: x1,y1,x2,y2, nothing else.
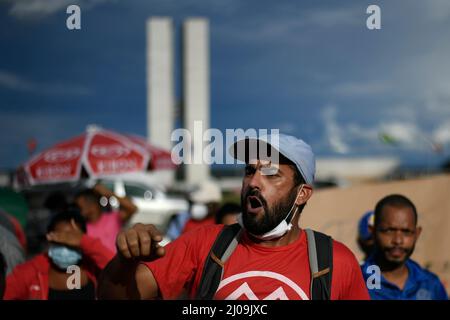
295,184,313,206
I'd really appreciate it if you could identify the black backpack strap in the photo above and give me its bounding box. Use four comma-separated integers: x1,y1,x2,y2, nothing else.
196,223,242,300
305,229,333,300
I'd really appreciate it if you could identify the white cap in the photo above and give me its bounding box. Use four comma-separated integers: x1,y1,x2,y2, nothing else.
229,133,316,185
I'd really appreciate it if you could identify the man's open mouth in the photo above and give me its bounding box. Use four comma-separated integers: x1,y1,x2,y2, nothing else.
246,195,264,214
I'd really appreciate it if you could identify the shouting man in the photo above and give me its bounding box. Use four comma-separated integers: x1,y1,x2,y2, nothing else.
98,133,369,300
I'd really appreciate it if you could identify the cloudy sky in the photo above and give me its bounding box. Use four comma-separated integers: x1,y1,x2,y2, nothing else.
1,0,450,169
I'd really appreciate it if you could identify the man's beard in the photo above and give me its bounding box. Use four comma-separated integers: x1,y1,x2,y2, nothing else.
240,187,297,235
376,243,415,270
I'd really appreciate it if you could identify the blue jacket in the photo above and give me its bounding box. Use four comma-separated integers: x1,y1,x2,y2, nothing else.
166,211,190,241
361,256,448,300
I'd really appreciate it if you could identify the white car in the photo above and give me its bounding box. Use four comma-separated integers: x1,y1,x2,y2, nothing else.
96,176,189,233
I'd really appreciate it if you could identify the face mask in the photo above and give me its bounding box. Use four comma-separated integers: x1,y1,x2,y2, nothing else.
48,244,82,270
239,184,304,240
191,203,208,220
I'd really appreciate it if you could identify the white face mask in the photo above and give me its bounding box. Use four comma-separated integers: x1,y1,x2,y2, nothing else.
191,203,208,220
239,185,304,240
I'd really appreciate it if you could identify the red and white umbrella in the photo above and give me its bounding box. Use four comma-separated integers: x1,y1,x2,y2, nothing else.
17,126,176,186
124,134,177,171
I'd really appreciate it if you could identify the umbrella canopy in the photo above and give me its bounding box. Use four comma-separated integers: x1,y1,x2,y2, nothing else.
18,126,176,186
125,134,177,170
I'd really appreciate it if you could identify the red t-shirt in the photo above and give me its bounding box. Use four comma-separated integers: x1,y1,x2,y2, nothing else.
144,225,370,300
181,217,215,235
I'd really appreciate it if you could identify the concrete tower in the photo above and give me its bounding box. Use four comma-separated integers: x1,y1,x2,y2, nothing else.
147,17,211,185
147,18,175,151
146,17,175,183
182,18,210,184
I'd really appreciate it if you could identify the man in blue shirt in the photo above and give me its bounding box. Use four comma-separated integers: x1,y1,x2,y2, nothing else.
361,194,448,300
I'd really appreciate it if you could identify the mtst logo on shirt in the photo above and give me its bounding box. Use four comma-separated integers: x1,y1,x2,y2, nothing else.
215,271,309,300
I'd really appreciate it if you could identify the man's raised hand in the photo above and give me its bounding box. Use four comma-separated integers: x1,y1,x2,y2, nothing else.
116,223,165,261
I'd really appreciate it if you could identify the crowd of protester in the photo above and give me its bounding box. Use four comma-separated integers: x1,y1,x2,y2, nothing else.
0,135,448,300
